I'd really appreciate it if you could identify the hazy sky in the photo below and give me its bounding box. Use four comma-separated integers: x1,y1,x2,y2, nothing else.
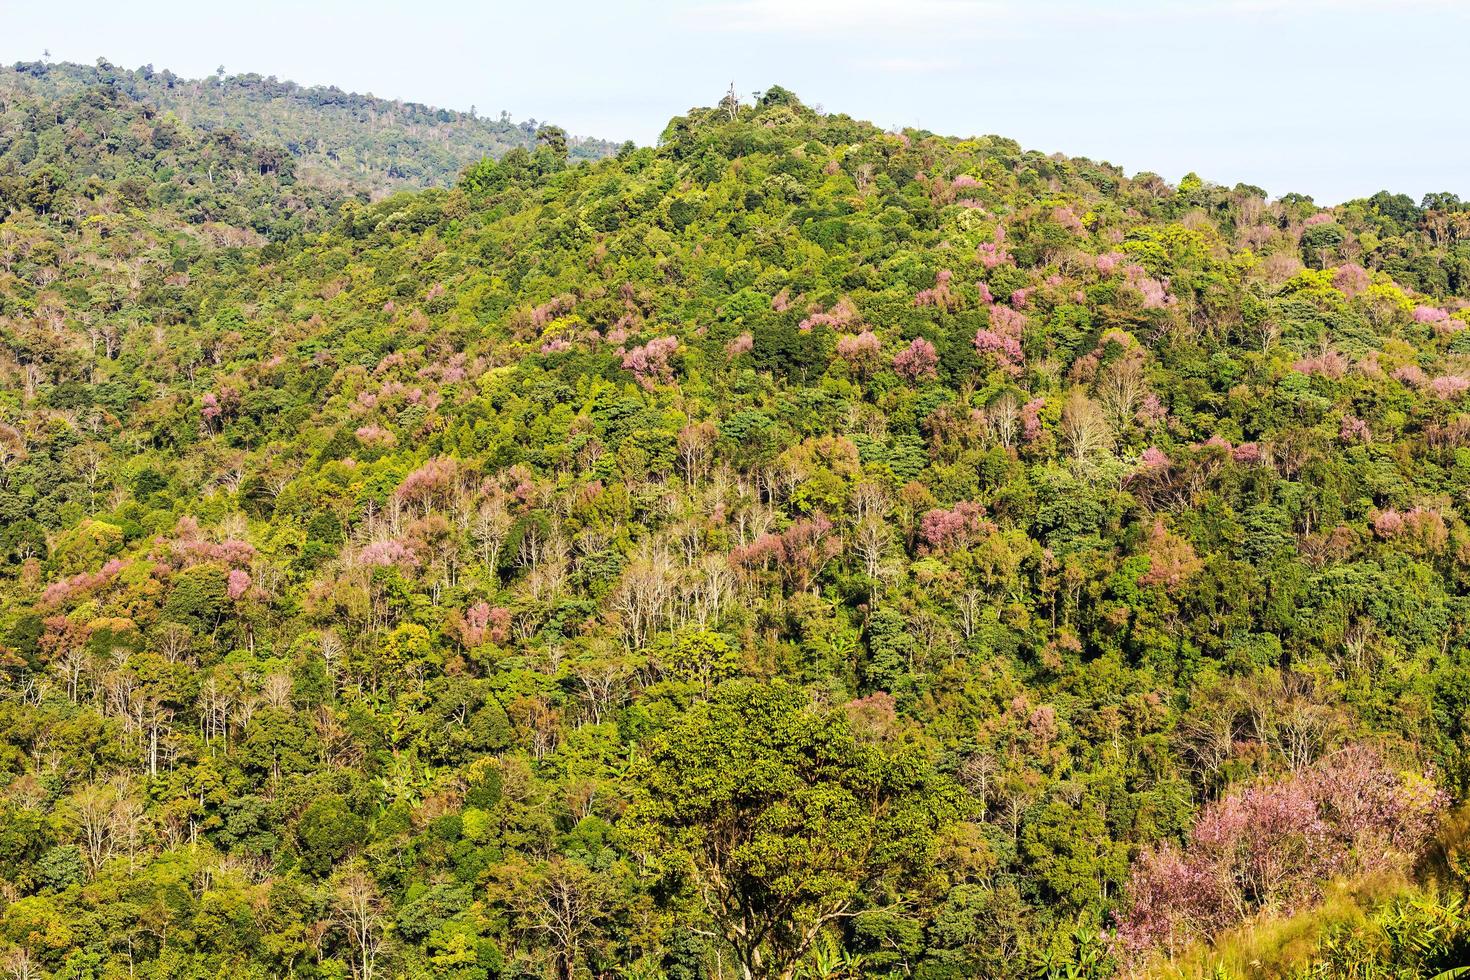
4,0,1467,204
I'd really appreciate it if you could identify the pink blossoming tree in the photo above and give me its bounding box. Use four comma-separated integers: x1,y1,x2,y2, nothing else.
1114,745,1443,962
892,337,940,381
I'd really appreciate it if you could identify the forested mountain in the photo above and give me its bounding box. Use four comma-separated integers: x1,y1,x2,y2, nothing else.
1,78,1469,979
7,59,619,195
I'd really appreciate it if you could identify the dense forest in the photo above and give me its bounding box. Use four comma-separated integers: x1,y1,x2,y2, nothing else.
1,68,1470,979
6,60,618,196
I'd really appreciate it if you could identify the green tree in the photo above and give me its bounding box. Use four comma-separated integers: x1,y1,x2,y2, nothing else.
626,681,961,980
295,794,367,877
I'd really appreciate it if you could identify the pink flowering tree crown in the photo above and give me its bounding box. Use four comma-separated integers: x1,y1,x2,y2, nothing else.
1339,415,1371,444
621,335,680,387
970,302,1029,376
915,270,961,312
892,337,939,381
834,330,882,374
1137,446,1170,473
1113,745,1444,962
226,568,252,600
919,500,988,552
798,297,860,333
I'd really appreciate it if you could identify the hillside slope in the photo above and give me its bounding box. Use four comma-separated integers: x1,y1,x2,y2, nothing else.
0,85,1468,978
7,59,619,195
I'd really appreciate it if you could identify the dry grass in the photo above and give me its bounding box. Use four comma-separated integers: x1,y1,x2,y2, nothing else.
1133,871,1416,980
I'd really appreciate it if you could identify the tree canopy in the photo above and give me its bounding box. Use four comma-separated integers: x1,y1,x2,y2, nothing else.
0,71,1466,978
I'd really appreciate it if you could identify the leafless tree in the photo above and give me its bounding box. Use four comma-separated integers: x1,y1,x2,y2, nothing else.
198,676,231,750
1096,356,1148,432
955,587,984,640
156,623,193,664
1060,389,1114,470
501,858,612,980
678,421,718,483
70,777,142,874
986,393,1021,448
610,539,675,651
332,866,387,980
0,948,42,980
852,517,893,603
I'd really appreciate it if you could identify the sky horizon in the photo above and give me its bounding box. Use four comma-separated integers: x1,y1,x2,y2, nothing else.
4,0,1468,206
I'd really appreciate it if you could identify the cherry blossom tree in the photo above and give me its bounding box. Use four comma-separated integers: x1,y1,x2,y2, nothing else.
621,335,679,387
892,337,939,381
834,330,882,375
1114,745,1444,961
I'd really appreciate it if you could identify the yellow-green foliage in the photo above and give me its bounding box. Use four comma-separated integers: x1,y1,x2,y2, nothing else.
1139,874,1413,980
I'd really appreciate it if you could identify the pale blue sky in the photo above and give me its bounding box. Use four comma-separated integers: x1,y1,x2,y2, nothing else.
4,0,1467,204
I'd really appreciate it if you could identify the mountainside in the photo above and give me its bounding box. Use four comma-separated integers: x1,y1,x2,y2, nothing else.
7,59,619,195
0,70,351,232
1,82,1470,979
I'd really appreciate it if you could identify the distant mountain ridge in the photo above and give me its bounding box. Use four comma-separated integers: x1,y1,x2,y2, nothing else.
6,58,620,194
